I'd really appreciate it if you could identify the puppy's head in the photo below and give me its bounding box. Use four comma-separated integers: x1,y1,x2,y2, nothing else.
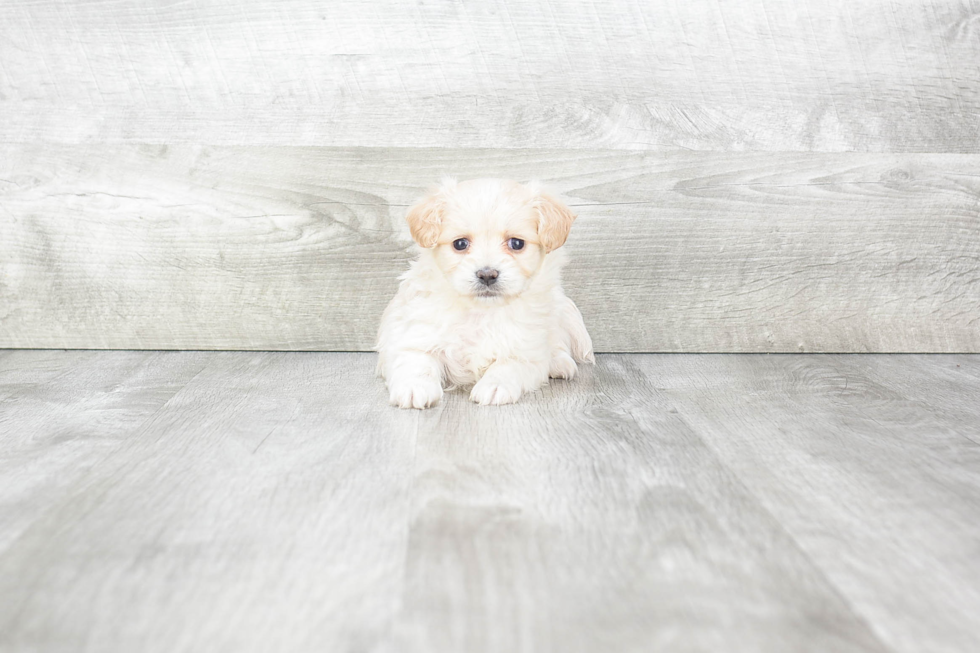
406,178,576,301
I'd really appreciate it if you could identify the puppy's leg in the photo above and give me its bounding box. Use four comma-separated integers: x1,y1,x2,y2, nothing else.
385,351,444,409
470,358,548,406
547,295,592,379
559,295,595,364
549,350,578,379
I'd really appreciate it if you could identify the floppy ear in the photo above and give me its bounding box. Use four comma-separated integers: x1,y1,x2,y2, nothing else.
530,184,576,252
405,178,455,248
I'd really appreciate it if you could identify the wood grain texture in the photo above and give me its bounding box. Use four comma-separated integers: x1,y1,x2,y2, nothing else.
0,352,418,653
384,356,888,653
641,354,980,653
0,350,211,554
2,145,978,352
2,351,980,651
1,0,978,151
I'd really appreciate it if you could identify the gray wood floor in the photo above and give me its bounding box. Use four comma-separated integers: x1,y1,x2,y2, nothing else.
1,351,978,653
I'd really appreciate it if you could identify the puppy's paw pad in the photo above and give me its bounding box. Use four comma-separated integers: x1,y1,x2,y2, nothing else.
549,352,578,379
470,379,521,405
389,378,443,409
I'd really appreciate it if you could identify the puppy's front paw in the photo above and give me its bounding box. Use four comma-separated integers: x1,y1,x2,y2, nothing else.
470,376,522,406
549,351,578,379
389,377,443,409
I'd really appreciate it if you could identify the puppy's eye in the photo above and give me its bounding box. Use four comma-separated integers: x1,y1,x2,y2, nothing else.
508,238,525,251
453,238,469,251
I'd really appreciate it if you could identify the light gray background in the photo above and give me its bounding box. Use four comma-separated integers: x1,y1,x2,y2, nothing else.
3,5,980,651
2,0,978,350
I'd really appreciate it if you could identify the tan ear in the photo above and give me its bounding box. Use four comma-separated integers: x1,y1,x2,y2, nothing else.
531,185,576,252
405,178,455,248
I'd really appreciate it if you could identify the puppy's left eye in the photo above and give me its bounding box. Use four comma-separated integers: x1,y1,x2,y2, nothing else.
453,238,469,251
508,238,525,251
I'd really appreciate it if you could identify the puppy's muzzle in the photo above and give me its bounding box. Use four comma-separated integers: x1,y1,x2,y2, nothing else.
475,267,499,287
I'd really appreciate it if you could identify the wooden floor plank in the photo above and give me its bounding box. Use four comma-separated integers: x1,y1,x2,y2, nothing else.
0,352,417,653
0,351,211,553
2,352,979,652
831,354,980,446
0,350,95,402
381,357,887,653
638,354,980,653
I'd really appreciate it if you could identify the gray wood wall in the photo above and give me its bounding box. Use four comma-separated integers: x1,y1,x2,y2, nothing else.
2,0,978,352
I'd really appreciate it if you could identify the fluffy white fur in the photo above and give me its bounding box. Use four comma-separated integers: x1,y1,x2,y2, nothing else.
376,177,594,409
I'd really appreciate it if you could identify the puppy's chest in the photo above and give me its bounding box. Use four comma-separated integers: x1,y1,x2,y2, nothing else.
438,310,515,380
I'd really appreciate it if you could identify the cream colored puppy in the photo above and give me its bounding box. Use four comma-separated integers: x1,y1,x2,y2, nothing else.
376,178,594,409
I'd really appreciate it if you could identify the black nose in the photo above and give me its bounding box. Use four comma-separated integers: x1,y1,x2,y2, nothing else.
475,267,499,286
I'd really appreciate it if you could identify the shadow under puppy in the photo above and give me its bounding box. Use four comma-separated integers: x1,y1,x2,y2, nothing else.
377,178,594,408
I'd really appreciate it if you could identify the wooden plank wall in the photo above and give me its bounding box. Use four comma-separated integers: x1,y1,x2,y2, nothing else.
1,0,978,351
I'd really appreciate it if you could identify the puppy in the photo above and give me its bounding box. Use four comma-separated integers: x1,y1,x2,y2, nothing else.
376,178,594,408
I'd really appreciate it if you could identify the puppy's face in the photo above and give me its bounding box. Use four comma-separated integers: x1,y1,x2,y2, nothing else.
405,178,575,301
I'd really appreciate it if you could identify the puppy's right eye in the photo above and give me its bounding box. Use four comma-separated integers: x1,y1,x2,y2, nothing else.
453,238,469,251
